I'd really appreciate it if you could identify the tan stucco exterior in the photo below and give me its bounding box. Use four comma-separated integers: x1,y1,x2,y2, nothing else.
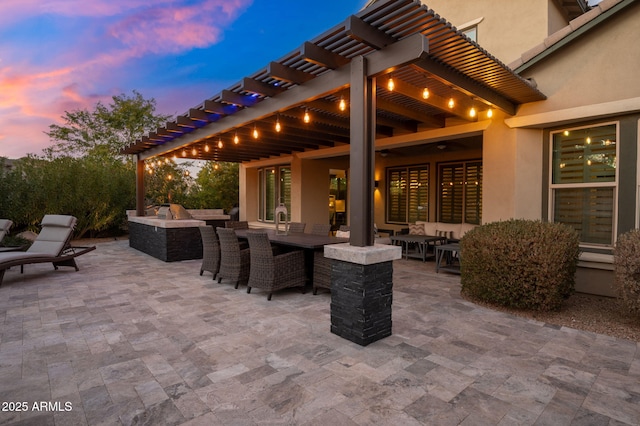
236,0,640,296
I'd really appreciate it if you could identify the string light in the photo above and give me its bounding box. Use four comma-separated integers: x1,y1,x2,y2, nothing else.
217,139,223,149
172,154,177,161
303,109,310,124
469,107,477,118
275,116,282,132
387,78,395,91
191,147,197,156
234,133,239,144
487,108,493,118
204,144,210,152
167,174,173,180
164,158,169,164
448,98,455,109
252,125,259,139
214,163,219,170
422,87,430,99
339,97,347,112
181,150,187,157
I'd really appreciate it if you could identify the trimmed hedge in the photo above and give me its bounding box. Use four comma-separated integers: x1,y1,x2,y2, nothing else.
460,219,580,311
614,229,640,315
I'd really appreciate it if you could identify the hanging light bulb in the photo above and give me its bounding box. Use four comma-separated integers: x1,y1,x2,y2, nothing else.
204,144,210,152
487,108,493,118
303,109,310,124
422,87,430,99
469,107,477,118
191,147,197,156
252,125,259,139
181,150,187,157
387,78,395,91
448,98,455,109
217,139,223,149
339,97,347,112
275,117,281,132
234,133,239,144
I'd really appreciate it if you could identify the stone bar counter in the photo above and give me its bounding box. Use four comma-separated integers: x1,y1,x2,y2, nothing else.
128,215,206,262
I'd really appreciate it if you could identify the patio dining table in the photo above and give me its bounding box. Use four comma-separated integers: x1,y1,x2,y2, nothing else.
390,234,447,262
234,229,348,285
234,229,348,250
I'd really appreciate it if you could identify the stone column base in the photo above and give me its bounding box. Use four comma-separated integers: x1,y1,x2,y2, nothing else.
324,243,401,346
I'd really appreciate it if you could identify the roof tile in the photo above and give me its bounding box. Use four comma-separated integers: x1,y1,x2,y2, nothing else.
598,0,624,12
569,5,601,31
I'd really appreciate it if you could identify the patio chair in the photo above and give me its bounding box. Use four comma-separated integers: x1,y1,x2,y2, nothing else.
313,251,332,295
0,215,95,286
0,219,12,244
245,231,306,300
216,227,250,288
199,226,220,280
225,221,249,230
310,223,331,236
288,222,306,233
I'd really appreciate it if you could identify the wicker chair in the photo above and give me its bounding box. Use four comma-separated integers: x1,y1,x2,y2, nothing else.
313,250,332,295
198,226,220,280
310,223,331,236
216,227,250,288
245,231,306,300
225,221,249,230
288,222,306,233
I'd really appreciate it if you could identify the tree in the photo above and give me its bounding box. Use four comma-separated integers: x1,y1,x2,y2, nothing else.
44,90,171,160
143,159,194,206
190,162,239,212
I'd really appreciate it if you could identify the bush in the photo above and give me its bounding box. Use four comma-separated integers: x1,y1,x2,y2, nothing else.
614,229,640,315
460,219,580,311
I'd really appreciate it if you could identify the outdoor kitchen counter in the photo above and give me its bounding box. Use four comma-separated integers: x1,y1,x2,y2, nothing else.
128,216,205,262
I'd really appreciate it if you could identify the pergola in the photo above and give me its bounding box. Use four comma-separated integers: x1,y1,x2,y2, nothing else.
122,0,545,246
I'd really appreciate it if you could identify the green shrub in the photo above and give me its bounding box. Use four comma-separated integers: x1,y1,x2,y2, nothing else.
460,219,580,311
614,229,640,315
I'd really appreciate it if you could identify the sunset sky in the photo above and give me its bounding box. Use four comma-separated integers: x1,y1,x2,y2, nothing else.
0,0,367,159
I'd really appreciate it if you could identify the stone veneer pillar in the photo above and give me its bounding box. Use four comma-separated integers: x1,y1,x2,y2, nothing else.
324,243,401,346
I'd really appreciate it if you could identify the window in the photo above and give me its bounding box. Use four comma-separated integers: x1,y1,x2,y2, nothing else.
551,124,617,246
438,161,482,224
258,166,291,222
462,26,477,42
386,165,429,224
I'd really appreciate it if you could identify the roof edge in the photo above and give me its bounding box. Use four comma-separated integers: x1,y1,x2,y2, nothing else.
512,0,637,73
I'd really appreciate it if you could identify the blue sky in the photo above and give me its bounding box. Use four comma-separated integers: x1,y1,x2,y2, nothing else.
0,0,368,158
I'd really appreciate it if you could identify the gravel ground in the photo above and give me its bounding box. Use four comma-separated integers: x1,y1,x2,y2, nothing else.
463,292,640,342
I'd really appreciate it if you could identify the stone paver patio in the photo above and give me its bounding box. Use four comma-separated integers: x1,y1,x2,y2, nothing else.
0,239,639,425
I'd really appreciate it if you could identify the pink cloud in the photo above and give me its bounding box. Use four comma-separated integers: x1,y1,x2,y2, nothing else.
0,0,253,158
109,0,251,55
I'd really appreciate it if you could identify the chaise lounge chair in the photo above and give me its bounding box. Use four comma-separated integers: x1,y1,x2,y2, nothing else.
0,219,12,244
0,215,96,286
